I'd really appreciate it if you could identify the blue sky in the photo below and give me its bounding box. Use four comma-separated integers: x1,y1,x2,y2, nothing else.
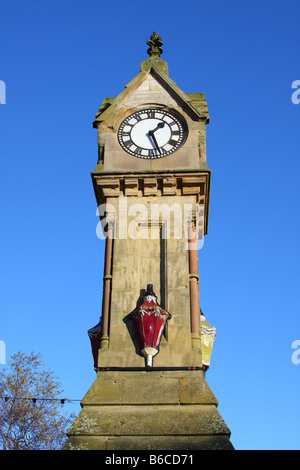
0,0,299,450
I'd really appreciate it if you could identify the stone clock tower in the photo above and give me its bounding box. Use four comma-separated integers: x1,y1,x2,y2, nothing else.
64,33,234,450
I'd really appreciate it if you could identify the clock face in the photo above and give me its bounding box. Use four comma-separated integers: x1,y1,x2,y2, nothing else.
117,108,187,158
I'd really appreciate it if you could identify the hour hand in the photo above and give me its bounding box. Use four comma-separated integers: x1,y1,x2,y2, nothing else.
151,121,165,134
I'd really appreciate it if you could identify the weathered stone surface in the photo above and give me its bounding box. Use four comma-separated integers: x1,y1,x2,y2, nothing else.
68,404,230,437
92,189,208,368
63,435,234,451
81,374,218,406
179,376,218,405
64,371,234,450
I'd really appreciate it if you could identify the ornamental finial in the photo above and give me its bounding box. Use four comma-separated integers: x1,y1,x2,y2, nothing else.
147,31,163,57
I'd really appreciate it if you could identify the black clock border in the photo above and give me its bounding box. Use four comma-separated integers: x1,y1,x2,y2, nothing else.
117,108,188,159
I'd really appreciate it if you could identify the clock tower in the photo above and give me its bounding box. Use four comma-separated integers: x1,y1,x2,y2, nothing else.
64,33,234,450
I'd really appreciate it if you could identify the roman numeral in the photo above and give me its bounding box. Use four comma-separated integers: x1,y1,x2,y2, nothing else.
124,138,134,148
135,146,142,155
147,110,155,119
169,139,178,147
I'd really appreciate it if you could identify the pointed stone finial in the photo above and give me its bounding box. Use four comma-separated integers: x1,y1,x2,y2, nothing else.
140,31,168,75
147,31,163,57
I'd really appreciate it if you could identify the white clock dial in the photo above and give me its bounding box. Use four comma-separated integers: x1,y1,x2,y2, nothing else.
118,108,187,159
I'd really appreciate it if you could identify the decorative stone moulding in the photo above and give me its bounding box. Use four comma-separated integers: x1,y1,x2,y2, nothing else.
131,284,171,367
92,172,210,202
92,171,211,237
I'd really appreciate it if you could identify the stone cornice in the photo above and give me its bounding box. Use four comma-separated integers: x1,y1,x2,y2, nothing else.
92,170,211,235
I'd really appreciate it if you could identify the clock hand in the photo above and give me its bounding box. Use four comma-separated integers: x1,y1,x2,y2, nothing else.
148,130,161,154
148,121,165,153
150,121,165,134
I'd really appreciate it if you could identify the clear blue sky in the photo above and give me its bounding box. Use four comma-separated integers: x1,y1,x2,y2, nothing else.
1,0,299,450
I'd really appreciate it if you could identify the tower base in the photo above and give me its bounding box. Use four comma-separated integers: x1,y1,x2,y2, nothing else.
63,371,234,450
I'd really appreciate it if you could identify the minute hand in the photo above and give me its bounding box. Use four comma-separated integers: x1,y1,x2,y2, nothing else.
148,121,165,153
148,129,161,154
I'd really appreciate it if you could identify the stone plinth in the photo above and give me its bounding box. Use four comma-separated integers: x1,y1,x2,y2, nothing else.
63,371,234,450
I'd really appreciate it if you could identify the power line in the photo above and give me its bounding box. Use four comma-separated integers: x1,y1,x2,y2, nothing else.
0,396,81,405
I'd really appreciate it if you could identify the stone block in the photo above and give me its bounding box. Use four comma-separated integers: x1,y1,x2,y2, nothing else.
67,404,230,437
63,434,234,450
179,377,218,405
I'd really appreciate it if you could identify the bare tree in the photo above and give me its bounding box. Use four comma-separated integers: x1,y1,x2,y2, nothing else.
0,351,75,450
